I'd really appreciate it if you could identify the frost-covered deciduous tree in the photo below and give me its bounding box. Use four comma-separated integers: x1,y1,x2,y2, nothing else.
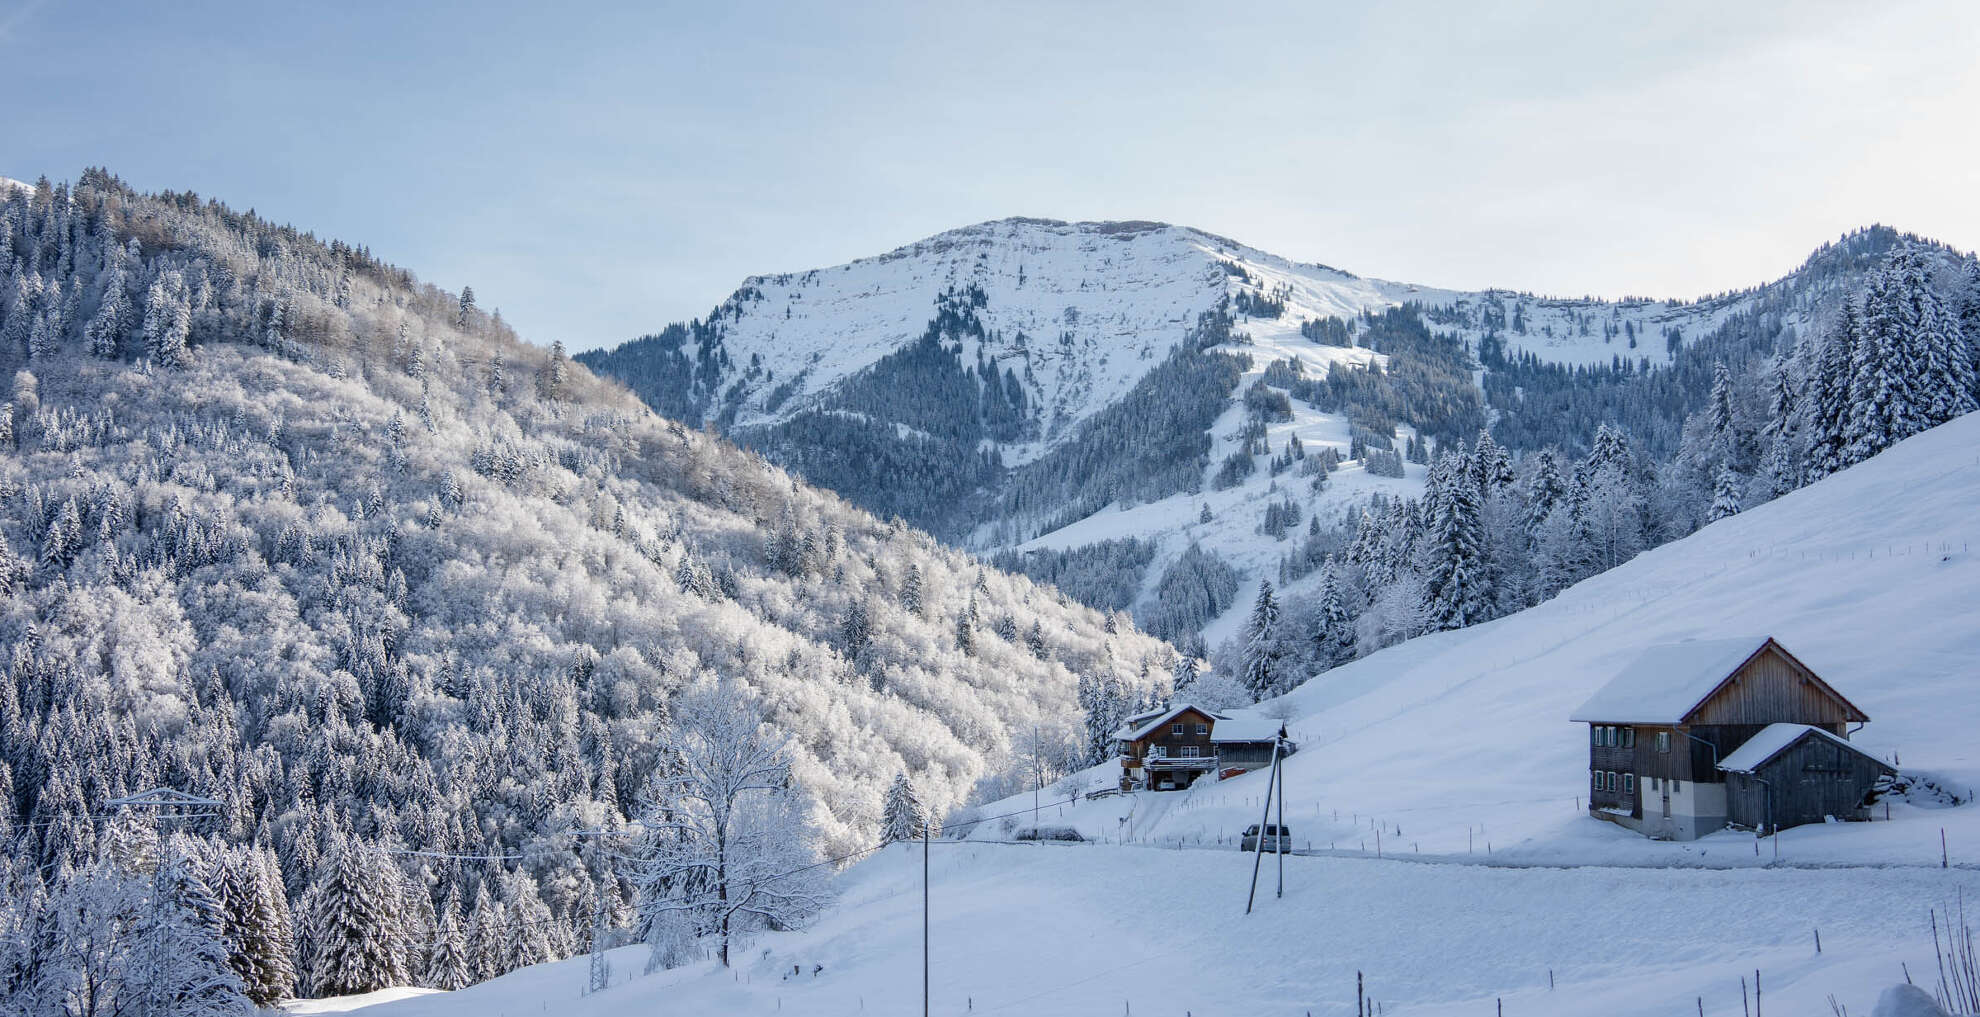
629,683,829,968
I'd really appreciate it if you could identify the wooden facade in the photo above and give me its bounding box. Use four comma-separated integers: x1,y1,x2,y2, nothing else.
1575,637,1874,840
1115,706,1289,792
1724,731,1896,831
1118,706,1220,791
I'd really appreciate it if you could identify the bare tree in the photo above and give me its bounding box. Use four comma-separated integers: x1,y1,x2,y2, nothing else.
631,682,831,968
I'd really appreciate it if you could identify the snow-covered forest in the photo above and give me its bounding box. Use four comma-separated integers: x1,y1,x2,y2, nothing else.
1209,240,1979,697
0,172,1177,1010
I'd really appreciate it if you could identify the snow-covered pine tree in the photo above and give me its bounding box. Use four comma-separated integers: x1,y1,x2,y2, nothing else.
880,773,928,844
1240,579,1281,701
901,563,923,615
1313,555,1356,669
141,269,193,368
1847,249,1928,464
1171,655,1200,701
1803,301,1859,478
424,893,472,990
1471,430,1514,494
1707,360,1737,461
465,883,504,982
1708,463,1742,521
1755,430,1799,504
301,838,408,996
1418,451,1487,632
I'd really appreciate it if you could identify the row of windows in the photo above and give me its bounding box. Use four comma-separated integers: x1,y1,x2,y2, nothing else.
1592,771,1683,795
1170,722,1210,737
1590,726,1674,753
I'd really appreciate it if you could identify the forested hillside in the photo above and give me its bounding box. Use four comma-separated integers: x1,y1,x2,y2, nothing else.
0,172,1176,1008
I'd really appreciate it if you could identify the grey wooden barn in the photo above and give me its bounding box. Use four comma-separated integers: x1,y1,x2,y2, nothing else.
1717,723,1896,832
1570,636,1882,840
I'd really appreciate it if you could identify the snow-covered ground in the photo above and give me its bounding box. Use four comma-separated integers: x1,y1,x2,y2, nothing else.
335,412,1980,1016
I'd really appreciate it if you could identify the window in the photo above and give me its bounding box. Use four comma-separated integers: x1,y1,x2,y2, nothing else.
1622,728,1636,749
1591,727,1601,748
1623,774,1635,795
1671,779,1681,793
1172,723,1184,737
1180,746,1200,758
1607,771,1619,791
1657,731,1671,753
1196,723,1209,736
1592,770,1601,793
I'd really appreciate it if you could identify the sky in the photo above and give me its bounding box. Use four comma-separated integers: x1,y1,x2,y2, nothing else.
3,0,1977,352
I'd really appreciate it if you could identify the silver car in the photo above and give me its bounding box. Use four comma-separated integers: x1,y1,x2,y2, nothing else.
1240,823,1291,853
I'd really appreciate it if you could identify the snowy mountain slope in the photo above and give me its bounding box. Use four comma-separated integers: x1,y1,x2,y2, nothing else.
985,410,1980,869
336,412,1980,1017
583,218,1960,650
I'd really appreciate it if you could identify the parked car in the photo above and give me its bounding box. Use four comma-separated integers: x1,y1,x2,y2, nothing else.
1240,823,1292,853
1013,825,1086,843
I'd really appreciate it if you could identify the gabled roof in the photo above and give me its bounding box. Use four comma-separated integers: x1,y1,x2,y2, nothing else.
1569,636,1865,725
1208,716,1287,744
1717,723,1893,774
1111,703,1224,742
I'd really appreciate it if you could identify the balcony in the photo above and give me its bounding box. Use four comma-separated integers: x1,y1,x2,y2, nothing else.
1139,754,1218,772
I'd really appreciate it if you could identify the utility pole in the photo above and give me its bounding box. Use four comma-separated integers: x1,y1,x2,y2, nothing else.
1032,726,1041,827
1245,736,1282,914
923,817,931,1017
1275,731,1287,899
586,903,610,995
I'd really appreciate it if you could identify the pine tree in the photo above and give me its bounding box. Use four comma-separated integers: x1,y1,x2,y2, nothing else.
1707,360,1737,461
1471,430,1514,493
879,773,927,844
465,883,504,982
457,286,476,330
1419,451,1486,632
142,269,193,368
1708,463,1742,522
1805,301,1859,478
840,598,870,659
1240,579,1280,701
85,255,131,357
1755,429,1798,503
302,838,408,996
1171,655,1200,700
901,563,923,615
1522,448,1566,537
424,894,472,990
1313,555,1357,668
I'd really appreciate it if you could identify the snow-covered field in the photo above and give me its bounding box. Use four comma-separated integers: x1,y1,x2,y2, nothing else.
335,410,1980,1015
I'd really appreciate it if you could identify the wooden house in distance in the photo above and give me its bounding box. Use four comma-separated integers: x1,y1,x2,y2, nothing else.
1569,636,1879,841
1112,704,1292,792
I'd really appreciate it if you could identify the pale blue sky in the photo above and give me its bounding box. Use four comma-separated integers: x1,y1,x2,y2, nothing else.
4,0,1976,350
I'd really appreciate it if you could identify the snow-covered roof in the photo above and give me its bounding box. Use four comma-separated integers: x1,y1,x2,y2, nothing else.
1716,723,1888,774
1208,716,1286,744
1568,637,1775,724
1111,703,1224,742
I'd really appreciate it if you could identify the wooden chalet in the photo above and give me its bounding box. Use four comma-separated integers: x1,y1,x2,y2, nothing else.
1112,704,1292,792
1569,636,1877,840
